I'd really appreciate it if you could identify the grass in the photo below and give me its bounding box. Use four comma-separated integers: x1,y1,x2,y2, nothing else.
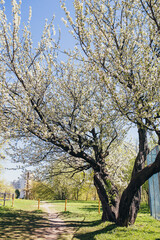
0,199,160,239
5,199,39,211
48,200,160,240
0,199,49,239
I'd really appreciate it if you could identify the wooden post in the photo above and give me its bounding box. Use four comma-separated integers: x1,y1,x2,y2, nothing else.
3,193,6,206
65,199,67,211
98,199,101,214
38,199,40,210
12,194,14,207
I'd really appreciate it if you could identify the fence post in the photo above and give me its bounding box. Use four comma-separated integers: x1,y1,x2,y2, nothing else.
65,199,67,211
98,199,101,214
38,199,40,210
12,194,14,207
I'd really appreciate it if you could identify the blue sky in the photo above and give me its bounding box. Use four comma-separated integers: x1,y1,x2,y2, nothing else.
4,0,75,49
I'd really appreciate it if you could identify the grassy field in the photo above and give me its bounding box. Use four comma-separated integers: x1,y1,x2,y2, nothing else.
0,199,160,239
49,200,160,240
0,199,48,239
5,198,39,211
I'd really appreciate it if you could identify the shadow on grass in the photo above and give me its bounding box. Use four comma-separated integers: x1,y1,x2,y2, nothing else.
79,204,101,213
0,206,51,239
65,219,102,228
58,211,117,240
58,211,102,226
74,223,117,240
58,211,86,220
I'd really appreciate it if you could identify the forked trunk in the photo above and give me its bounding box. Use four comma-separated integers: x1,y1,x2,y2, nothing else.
94,170,119,222
92,127,160,227
92,127,151,226
128,127,149,225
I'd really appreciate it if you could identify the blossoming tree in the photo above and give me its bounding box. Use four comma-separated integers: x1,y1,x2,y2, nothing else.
62,0,160,226
0,0,130,224
1,0,160,227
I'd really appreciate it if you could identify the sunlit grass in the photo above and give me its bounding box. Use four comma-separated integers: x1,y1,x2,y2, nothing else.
5,199,39,211
49,200,160,240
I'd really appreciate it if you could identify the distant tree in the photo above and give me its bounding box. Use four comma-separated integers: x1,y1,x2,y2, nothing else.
33,161,94,200
15,189,20,199
30,181,55,200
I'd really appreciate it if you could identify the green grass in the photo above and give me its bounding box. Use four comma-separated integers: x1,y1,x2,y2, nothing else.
5,199,39,211
0,199,160,239
49,200,160,240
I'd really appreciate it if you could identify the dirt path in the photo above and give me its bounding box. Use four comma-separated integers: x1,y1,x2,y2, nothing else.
34,202,74,240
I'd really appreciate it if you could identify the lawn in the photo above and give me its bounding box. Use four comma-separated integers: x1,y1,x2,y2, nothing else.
5,198,39,211
0,199,49,239
0,199,160,239
49,200,160,240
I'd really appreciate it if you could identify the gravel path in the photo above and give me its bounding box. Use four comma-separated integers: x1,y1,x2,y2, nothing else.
34,202,73,240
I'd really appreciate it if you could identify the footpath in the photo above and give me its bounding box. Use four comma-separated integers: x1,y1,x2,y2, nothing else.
34,202,74,240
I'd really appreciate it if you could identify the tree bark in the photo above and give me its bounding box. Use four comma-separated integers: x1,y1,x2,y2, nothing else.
94,172,116,222
93,166,120,222
128,127,149,225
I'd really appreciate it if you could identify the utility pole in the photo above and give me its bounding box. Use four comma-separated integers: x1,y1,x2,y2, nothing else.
25,172,30,200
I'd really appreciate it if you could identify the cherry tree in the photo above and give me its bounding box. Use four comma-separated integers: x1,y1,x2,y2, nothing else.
1,0,159,227
62,0,160,225
0,0,129,223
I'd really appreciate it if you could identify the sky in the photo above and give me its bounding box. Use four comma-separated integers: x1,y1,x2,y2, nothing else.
0,0,76,183
0,0,139,184
3,0,75,49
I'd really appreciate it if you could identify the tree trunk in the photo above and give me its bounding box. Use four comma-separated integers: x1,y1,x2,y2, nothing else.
92,127,151,226
94,172,115,222
128,127,149,225
94,169,120,222
117,150,160,226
